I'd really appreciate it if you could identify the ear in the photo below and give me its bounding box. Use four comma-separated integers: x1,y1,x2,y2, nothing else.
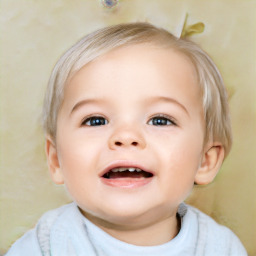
45,136,64,185
195,143,225,185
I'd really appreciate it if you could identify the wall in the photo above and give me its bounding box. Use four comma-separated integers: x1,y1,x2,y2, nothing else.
1,0,255,254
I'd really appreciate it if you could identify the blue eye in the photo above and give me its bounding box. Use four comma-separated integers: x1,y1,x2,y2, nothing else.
82,116,108,126
148,116,176,126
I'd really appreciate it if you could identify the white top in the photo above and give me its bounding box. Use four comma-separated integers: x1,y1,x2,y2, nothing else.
5,203,247,256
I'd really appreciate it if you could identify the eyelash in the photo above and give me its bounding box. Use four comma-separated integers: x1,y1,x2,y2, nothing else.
148,115,177,126
81,116,108,126
81,114,177,127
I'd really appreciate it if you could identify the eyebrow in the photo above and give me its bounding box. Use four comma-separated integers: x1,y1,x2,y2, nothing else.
70,98,106,115
148,96,189,116
70,96,189,116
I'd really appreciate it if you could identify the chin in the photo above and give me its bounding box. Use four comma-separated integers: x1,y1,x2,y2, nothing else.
81,201,156,228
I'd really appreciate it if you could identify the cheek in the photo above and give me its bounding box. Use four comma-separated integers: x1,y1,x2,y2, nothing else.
154,128,203,162
159,150,200,204
56,131,108,189
58,130,103,164
56,144,98,206
56,141,89,185
162,146,201,181
155,131,203,188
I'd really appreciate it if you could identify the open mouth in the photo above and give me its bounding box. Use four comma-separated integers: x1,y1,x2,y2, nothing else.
102,167,153,179
100,163,154,188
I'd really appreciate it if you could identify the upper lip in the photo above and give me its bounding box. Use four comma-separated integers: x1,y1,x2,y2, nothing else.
99,160,155,177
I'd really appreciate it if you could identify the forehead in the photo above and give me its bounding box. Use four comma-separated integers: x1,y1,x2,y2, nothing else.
63,43,202,114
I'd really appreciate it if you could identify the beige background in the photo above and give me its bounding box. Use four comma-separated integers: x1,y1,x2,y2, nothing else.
0,0,255,255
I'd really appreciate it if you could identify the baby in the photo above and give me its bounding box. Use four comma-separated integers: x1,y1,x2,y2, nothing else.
6,23,247,255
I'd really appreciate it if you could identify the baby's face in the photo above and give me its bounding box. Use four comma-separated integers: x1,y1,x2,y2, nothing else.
52,44,205,227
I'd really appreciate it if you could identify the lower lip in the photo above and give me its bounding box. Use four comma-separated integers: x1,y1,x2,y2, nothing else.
100,177,153,189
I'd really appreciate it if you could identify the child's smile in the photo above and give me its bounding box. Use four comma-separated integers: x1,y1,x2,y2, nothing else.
100,161,154,188
48,43,207,244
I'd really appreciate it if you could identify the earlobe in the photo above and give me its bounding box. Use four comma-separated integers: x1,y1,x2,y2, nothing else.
195,143,225,185
45,136,64,185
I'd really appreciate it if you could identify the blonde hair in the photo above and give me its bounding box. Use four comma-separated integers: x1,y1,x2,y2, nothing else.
42,22,232,156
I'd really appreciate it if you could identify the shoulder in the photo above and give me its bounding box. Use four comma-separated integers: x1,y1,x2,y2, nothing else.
5,203,76,256
186,204,247,256
4,228,41,256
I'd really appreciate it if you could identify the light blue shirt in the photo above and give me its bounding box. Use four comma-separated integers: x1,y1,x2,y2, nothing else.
5,203,247,256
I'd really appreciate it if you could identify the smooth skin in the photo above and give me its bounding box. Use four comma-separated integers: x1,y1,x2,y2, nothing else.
46,44,224,246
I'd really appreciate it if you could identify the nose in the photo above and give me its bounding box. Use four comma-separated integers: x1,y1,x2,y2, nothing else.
108,125,146,150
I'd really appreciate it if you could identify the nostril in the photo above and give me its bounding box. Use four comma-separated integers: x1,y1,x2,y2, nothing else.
114,141,138,146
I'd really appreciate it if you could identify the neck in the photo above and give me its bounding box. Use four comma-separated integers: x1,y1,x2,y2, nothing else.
82,211,181,246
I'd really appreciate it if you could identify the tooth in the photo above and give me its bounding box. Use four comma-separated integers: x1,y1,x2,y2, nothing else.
111,167,143,173
111,167,127,172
